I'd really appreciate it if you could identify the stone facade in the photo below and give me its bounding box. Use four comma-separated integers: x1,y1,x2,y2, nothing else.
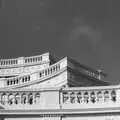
0,52,118,120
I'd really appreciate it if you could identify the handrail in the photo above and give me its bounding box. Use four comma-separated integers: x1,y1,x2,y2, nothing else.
0,53,49,68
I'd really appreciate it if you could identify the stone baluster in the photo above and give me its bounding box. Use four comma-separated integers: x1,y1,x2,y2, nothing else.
19,92,22,105
96,90,103,103
90,91,96,103
76,91,82,104
37,56,40,62
104,90,109,102
5,92,8,106
108,90,112,102
8,93,13,105
32,92,36,104
0,92,2,104
74,91,78,104
111,90,116,102
94,91,97,103
62,91,69,104
34,92,40,104
21,92,27,104
70,91,76,104
83,91,89,104
12,92,15,105
14,93,19,105
78,91,83,104
27,92,30,104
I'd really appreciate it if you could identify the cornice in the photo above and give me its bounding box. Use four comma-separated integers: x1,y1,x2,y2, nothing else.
0,107,120,115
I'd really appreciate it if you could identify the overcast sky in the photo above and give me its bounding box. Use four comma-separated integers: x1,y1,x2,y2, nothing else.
0,0,120,84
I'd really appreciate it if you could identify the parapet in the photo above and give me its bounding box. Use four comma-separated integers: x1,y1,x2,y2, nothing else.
0,52,50,68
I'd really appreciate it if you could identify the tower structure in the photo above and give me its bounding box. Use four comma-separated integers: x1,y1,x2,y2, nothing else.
0,52,119,120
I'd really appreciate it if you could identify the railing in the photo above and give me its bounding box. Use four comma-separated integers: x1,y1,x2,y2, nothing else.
4,58,67,88
0,53,49,68
0,62,49,76
0,85,119,110
0,59,18,66
0,90,41,106
68,59,106,81
61,86,119,106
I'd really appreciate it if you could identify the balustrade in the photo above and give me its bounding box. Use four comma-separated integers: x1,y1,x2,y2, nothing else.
0,59,18,66
25,56,42,64
39,62,61,79
4,58,66,88
0,87,118,109
0,91,41,106
0,56,44,66
5,63,60,87
6,75,30,86
0,53,49,68
62,89,117,104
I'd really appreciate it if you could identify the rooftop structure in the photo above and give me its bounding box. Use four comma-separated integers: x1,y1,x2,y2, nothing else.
0,52,119,120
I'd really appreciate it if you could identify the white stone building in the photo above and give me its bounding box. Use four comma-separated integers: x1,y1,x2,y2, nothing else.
0,52,119,120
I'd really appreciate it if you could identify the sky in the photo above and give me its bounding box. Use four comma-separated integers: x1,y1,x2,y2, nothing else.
0,0,120,84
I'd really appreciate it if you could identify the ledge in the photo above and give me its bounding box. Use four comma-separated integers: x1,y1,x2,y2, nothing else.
0,107,120,115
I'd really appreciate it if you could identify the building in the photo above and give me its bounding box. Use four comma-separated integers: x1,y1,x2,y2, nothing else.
0,52,119,120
